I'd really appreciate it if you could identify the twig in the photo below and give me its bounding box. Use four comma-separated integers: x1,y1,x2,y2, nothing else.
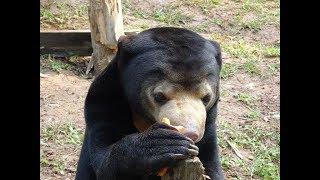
227,140,244,160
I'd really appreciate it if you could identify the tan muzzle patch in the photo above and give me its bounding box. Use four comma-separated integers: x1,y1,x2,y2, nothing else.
157,92,206,143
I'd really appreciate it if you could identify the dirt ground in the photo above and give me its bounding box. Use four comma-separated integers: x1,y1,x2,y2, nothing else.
40,69,89,180
41,0,280,179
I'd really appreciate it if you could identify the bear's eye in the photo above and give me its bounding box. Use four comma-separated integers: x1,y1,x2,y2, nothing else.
153,92,168,105
201,94,211,105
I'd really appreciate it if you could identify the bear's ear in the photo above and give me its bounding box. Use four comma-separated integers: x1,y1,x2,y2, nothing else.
116,34,136,70
118,34,135,43
209,40,222,68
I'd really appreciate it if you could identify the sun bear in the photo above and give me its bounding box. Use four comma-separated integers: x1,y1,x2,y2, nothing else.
75,27,224,180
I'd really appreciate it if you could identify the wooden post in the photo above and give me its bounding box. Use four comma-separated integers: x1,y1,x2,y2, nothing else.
88,0,124,76
161,157,208,180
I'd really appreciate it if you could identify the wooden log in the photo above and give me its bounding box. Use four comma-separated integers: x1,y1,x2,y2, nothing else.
161,157,208,180
88,0,124,76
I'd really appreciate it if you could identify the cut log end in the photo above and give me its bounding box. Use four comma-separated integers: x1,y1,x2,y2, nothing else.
159,118,207,179
161,157,208,180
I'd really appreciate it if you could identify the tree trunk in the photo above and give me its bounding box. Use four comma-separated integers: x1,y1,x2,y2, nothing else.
88,0,124,76
161,157,208,180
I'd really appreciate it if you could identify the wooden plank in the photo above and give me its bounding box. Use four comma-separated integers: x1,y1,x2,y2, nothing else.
40,30,139,57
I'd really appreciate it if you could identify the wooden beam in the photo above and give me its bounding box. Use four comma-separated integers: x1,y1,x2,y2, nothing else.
40,30,139,57
40,30,92,56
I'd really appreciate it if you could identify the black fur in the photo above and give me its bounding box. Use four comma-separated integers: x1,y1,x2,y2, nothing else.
75,27,224,180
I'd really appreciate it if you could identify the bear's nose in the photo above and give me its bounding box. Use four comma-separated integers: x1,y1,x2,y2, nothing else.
184,131,199,142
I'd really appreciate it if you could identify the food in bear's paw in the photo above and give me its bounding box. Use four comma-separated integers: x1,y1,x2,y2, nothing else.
157,117,187,176
160,117,186,133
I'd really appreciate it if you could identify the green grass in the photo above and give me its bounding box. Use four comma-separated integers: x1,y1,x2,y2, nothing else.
132,10,146,19
252,149,280,180
41,123,84,146
42,126,56,142
240,1,264,29
122,0,130,14
48,59,71,72
210,18,224,27
139,24,150,30
241,18,263,31
228,0,279,31
40,54,71,72
76,4,88,18
62,124,84,145
220,62,239,79
217,121,280,179
222,39,261,60
242,0,264,13
68,55,79,63
241,59,261,76
220,89,228,98
217,37,263,68
41,3,70,27
40,155,66,174
239,12,279,31
234,92,254,106
41,55,89,76
152,7,191,25
40,2,88,29
189,17,224,33
267,63,280,74
235,125,280,180
221,153,245,172
264,46,280,57
267,9,280,27
189,22,210,33
40,7,55,22
122,0,148,19
212,34,280,77
183,0,220,14
244,109,260,120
